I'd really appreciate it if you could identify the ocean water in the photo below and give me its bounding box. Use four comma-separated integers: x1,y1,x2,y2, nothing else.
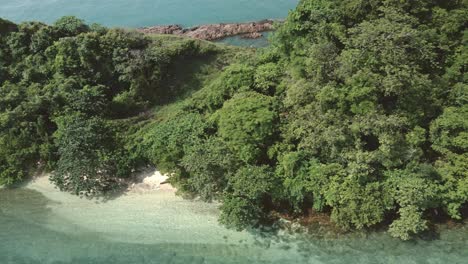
0,0,296,47
0,177,467,264
0,0,298,27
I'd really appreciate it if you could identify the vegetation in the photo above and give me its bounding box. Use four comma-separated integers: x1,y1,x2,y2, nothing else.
1,0,467,240
0,16,238,194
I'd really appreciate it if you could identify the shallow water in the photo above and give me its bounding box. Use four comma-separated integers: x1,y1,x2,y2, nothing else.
0,0,298,27
0,177,467,264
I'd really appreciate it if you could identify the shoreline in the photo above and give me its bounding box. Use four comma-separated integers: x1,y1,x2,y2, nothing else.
3,177,468,263
136,19,279,41
7,172,468,242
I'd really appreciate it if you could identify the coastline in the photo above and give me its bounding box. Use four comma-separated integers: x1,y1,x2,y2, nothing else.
19,173,258,246
137,19,279,41
3,178,468,263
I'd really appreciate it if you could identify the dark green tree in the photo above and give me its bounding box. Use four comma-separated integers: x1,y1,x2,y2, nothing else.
220,165,274,230
50,113,129,195
214,92,278,163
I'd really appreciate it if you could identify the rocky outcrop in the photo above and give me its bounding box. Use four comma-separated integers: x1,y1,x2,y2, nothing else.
141,24,185,35
137,19,278,41
240,32,263,39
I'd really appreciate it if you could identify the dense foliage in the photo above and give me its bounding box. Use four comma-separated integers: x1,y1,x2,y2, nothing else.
0,16,222,194
268,0,467,239
1,0,466,240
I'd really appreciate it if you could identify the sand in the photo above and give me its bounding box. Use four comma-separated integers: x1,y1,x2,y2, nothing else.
1,172,467,263
128,168,177,193
23,172,255,246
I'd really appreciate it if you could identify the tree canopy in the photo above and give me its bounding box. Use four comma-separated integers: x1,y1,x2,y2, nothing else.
0,16,222,193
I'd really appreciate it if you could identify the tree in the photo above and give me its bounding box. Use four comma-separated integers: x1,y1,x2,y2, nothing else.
386,166,441,240
53,16,89,36
0,15,222,189
0,18,17,36
254,62,281,94
50,113,129,196
181,137,240,201
431,106,468,220
135,113,208,173
214,92,278,163
66,84,110,115
271,0,467,238
220,165,274,230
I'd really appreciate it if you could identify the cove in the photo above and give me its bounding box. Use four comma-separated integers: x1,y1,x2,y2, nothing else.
0,177,467,264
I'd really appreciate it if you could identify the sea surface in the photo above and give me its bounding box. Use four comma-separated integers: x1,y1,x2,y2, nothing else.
0,0,297,47
0,177,467,264
0,0,298,27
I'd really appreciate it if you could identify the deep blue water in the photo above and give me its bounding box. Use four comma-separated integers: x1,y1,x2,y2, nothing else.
0,0,299,27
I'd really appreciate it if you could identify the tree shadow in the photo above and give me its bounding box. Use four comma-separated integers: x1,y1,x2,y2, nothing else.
0,186,54,224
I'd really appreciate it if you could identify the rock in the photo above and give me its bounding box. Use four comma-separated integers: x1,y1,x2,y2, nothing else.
290,222,304,232
240,32,263,39
128,168,176,193
137,24,184,35
137,19,279,41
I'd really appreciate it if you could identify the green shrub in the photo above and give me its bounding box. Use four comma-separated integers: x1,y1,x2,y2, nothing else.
219,165,275,230
181,137,240,201
214,92,278,163
137,113,208,173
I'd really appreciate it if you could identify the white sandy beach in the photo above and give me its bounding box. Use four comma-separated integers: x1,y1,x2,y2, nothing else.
23,171,256,246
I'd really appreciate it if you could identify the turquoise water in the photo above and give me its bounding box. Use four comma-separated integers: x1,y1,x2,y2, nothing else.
0,1,295,47
0,178,467,264
0,0,298,27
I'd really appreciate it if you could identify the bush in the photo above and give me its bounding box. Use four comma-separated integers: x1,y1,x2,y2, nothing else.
214,92,278,163
219,165,274,230
187,63,255,112
254,62,281,94
181,137,240,201
53,16,89,36
136,113,208,173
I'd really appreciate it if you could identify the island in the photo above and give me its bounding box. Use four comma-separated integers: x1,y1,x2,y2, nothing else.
0,0,466,248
